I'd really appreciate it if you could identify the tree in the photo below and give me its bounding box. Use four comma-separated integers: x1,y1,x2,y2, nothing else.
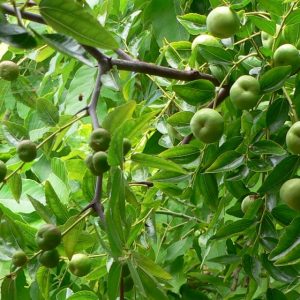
0,0,300,299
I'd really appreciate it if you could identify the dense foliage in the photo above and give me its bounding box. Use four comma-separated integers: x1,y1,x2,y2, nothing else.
1,0,300,299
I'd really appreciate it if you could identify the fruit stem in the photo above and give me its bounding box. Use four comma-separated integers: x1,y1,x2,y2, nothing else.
283,87,299,122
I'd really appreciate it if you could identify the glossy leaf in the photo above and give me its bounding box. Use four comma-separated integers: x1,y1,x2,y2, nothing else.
172,79,215,106
107,262,122,300
37,98,59,126
39,0,118,49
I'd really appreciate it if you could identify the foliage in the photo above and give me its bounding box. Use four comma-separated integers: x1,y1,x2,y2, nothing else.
0,0,300,299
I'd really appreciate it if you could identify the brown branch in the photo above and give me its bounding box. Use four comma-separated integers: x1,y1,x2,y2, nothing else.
0,4,219,84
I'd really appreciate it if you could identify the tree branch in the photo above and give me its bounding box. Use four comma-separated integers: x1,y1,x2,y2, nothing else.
0,3,219,84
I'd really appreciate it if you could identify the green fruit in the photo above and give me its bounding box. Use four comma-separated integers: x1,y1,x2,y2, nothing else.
123,138,132,155
17,140,37,162
0,160,7,182
85,154,101,176
39,249,60,268
69,253,91,277
92,151,110,173
280,178,300,211
286,121,300,154
0,61,19,81
273,44,300,72
89,128,111,152
230,75,261,110
122,264,130,277
124,276,134,292
36,224,62,250
12,250,28,267
191,34,221,65
241,195,257,213
206,6,240,38
190,108,224,144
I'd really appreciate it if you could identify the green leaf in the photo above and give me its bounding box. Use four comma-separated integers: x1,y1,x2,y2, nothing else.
102,101,136,134
194,172,219,210
261,254,297,283
11,76,37,108
133,252,172,280
266,98,289,133
172,79,215,106
249,140,286,155
258,156,300,194
45,181,69,224
61,215,84,259
37,98,59,126
145,0,188,47
271,205,297,226
248,16,276,35
243,255,261,283
131,153,187,174
159,144,200,164
68,291,99,300
211,219,255,240
107,262,122,300
7,173,22,202
286,9,300,26
259,66,292,93
40,33,93,66
2,121,28,140
39,0,118,49
165,237,193,262
27,195,52,223
269,217,300,266
206,151,245,173
167,111,194,127
177,13,206,35
198,45,236,65
0,24,37,49
266,288,287,300
36,267,51,300
208,254,240,264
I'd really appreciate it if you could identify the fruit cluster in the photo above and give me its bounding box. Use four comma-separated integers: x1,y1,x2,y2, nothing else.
189,5,300,211
85,127,131,175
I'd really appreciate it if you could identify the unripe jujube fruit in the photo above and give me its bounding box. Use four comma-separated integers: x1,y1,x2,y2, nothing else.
241,195,257,214
92,151,110,173
0,61,19,81
206,6,240,39
36,224,62,250
85,154,101,175
17,140,37,162
280,178,300,211
230,75,261,110
69,253,91,277
12,250,28,267
39,249,60,268
190,108,224,144
0,160,7,182
286,121,300,155
89,128,111,152
273,44,300,72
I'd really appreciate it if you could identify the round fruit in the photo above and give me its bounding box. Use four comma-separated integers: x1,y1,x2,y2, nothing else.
17,140,37,162
280,178,300,211
36,224,62,251
12,250,27,267
230,75,261,110
92,151,110,173
273,44,300,72
39,249,60,268
123,138,132,155
241,195,257,213
85,154,101,176
206,6,240,38
190,108,224,144
69,253,91,277
0,160,7,182
191,34,221,65
0,61,19,81
89,128,111,152
286,121,300,155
